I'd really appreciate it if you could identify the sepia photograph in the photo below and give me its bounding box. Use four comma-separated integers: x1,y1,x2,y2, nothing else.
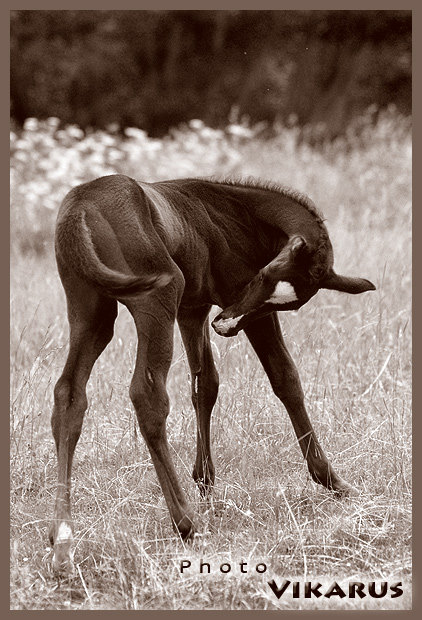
10,9,412,610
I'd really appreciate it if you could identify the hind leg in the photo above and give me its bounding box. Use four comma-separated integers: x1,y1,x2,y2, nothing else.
178,306,219,497
125,269,195,539
50,279,117,573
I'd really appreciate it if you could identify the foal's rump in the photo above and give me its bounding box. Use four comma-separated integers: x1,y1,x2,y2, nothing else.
55,175,174,299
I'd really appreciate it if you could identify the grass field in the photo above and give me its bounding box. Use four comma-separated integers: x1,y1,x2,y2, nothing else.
10,112,412,609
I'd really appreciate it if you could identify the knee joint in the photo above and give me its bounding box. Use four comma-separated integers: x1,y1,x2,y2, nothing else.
53,376,88,412
130,372,169,431
191,367,219,408
54,377,71,408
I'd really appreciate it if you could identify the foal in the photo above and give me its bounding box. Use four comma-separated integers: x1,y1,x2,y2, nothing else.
50,174,375,572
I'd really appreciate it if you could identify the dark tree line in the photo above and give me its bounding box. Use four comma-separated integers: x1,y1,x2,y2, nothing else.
10,10,411,138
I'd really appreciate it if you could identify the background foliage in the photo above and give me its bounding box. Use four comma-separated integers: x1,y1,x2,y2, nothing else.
10,10,411,139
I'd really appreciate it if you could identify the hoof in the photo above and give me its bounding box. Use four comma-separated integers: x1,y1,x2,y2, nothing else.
175,514,196,541
209,499,229,517
193,473,214,500
50,521,75,576
52,541,75,576
310,469,359,498
332,479,359,497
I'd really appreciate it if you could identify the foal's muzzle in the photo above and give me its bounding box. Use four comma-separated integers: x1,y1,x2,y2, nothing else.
212,312,245,337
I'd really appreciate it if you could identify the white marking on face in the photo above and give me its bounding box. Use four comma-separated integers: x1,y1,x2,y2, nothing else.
267,281,298,305
213,315,244,334
56,522,73,544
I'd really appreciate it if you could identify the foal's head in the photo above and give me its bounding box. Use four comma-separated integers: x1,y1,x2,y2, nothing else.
212,234,375,337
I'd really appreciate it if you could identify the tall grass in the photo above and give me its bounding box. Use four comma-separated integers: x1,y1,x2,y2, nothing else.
10,111,411,609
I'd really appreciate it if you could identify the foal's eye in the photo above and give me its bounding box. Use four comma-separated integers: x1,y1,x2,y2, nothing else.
309,265,324,281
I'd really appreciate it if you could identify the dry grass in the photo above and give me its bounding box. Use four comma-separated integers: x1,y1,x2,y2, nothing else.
10,112,411,609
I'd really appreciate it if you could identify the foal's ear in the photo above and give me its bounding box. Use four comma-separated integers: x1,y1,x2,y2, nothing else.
321,270,376,294
265,235,307,278
288,235,307,259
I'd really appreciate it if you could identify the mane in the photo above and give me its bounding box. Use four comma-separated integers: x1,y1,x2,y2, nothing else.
205,176,330,280
205,175,326,225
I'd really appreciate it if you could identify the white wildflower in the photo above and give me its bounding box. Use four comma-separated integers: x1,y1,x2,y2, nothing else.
23,118,39,131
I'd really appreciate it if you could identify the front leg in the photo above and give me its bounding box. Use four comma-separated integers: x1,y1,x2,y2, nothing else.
178,306,219,496
244,313,357,495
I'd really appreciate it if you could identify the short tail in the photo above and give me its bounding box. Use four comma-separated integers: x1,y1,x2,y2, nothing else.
55,207,172,298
